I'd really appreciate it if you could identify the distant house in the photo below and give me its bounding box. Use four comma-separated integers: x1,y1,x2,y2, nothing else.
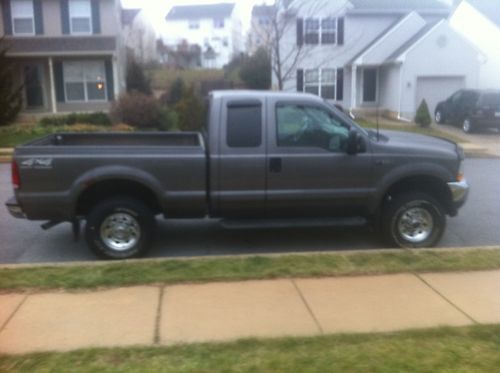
122,8,157,64
276,0,483,119
163,3,243,69
248,4,274,54
449,0,500,90
0,0,126,115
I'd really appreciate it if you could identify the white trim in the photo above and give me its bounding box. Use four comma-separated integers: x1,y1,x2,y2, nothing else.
354,11,422,66
304,17,339,46
11,0,35,36
396,19,446,63
303,68,337,100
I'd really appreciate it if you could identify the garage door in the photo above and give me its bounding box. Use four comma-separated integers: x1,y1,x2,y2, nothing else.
416,77,465,120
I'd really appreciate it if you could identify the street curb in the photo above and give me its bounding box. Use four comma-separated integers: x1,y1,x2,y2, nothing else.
0,246,499,270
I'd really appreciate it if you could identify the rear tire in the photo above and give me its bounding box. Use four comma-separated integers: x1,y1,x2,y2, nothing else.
85,197,155,260
462,118,474,134
382,192,446,248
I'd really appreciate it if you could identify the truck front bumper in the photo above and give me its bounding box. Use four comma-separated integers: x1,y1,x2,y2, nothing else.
448,179,469,210
5,196,26,219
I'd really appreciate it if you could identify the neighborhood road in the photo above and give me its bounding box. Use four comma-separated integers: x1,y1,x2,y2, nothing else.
1,159,499,264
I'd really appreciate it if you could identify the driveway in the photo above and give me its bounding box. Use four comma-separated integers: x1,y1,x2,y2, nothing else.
1,159,500,264
433,123,500,156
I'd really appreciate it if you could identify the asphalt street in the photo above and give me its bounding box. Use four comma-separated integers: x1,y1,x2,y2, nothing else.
1,159,499,264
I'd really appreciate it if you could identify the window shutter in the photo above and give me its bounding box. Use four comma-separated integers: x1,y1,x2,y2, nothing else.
296,69,304,92
91,0,101,34
54,61,65,103
337,17,345,45
336,68,344,101
296,18,304,46
105,59,114,101
2,0,12,35
61,0,69,34
34,0,44,35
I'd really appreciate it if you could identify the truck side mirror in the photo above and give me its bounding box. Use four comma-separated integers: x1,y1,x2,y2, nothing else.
346,130,365,155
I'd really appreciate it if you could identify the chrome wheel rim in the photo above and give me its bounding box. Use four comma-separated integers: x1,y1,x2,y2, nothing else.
100,213,141,251
397,207,433,243
435,111,441,123
463,119,471,133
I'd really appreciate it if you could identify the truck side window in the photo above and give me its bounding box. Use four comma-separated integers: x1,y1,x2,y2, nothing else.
276,104,349,152
227,104,262,147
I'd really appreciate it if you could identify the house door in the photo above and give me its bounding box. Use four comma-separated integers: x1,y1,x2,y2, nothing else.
363,68,377,102
24,64,44,108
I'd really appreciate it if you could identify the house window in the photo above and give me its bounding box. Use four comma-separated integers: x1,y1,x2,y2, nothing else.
11,0,35,35
321,18,337,44
304,18,319,44
213,19,224,28
63,61,107,102
69,0,92,34
188,19,200,29
304,68,337,99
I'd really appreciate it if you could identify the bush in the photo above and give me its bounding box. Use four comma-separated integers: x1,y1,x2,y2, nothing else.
0,38,23,126
174,86,205,131
167,77,185,106
39,112,111,127
158,109,179,131
415,99,431,128
239,48,271,90
126,57,152,95
111,92,162,129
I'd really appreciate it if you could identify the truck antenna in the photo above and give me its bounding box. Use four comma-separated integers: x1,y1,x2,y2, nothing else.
376,105,380,141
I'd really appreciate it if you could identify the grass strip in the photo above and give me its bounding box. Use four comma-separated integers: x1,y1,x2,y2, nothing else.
358,119,468,144
1,324,499,372
1,248,499,291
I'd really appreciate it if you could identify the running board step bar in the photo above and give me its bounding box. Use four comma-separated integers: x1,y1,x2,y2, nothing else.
220,217,367,230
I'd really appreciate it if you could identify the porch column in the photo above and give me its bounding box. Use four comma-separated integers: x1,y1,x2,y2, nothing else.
350,65,357,111
113,54,120,98
48,57,57,114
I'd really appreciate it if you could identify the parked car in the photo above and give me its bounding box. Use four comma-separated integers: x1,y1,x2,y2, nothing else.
6,91,469,259
435,89,500,133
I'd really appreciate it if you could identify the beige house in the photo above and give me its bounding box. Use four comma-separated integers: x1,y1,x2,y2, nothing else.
0,0,126,114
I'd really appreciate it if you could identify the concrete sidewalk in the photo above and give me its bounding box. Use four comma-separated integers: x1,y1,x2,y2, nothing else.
0,270,499,355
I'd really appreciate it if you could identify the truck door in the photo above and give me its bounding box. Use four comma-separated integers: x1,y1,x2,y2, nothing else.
213,97,267,217
265,99,373,217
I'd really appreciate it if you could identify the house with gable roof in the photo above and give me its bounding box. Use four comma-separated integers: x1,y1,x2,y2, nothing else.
277,0,483,120
163,3,243,69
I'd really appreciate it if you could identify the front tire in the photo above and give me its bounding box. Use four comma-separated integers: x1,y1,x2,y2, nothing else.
85,197,155,259
382,192,446,248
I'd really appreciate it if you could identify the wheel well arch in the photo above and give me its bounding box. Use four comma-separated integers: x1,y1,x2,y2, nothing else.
75,179,162,216
381,175,453,215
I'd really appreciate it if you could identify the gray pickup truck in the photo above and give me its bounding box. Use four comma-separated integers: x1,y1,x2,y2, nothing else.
6,91,469,259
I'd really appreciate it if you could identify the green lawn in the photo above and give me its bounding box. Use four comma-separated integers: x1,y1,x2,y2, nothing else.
357,118,468,144
1,325,499,371
1,248,500,291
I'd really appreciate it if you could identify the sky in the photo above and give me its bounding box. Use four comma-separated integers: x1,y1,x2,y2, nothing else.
121,0,274,36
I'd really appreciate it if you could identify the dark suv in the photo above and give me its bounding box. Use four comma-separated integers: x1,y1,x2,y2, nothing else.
435,89,500,133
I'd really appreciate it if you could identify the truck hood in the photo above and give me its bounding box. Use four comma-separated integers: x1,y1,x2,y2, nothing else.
375,130,458,157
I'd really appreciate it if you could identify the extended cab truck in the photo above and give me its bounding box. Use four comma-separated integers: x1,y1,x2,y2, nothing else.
6,91,469,259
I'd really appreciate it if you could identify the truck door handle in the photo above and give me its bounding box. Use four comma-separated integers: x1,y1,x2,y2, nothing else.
269,157,282,173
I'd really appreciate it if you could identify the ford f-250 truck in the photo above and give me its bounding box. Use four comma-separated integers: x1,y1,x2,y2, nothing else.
6,91,469,259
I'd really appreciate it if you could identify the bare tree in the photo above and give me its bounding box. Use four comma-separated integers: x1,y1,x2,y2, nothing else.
251,0,360,91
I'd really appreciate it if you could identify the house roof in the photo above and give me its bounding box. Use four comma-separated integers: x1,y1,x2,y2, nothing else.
466,0,500,27
166,3,235,21
1,36,116,56
349,0,450,11
122,8,140,26
385,20,440,62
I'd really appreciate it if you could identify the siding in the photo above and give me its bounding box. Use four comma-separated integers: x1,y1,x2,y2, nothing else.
43,0,62,36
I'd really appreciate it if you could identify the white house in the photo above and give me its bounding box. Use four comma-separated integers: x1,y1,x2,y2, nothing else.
122,8,157,64
276,0,483,120
248,4,274,54
449,0,500,90
163,3,243,69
